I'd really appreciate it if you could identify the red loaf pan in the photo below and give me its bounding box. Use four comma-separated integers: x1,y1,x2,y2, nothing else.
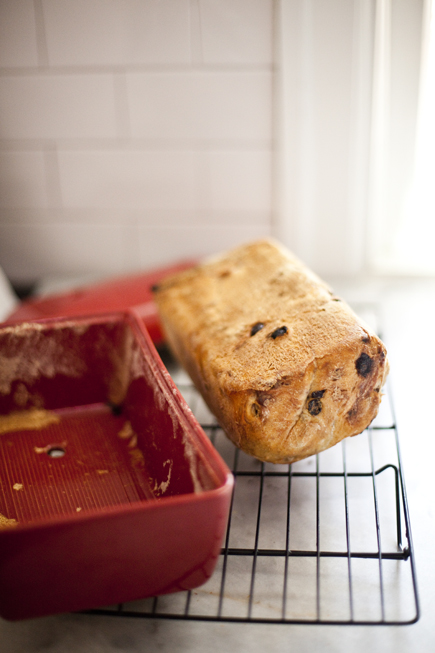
3,260,196,345
0,312,233,620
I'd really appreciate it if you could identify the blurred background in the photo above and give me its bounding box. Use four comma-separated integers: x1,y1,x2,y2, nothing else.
0,0,433,291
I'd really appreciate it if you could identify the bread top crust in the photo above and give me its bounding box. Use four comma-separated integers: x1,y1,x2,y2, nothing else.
154,239,389,463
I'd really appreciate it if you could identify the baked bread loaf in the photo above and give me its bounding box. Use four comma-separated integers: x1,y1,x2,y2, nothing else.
153,239,389,464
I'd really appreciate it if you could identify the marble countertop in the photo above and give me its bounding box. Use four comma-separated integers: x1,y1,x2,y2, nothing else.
1,277,434,653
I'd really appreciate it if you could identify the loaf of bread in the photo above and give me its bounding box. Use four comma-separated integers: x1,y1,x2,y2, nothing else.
153,240,389,464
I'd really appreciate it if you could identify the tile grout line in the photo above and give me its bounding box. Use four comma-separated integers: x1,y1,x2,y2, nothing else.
190,0,204,66
33,0,49,68
0,139,273,152
43,143,63,210
0,64,274,77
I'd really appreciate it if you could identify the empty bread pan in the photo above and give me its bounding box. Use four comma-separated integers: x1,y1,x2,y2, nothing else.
0,312,233,620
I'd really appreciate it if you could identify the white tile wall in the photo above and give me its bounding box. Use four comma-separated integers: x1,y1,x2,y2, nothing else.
127,71,272,141
200,0,273,64
0,75,118,140
0,0,273,283
136,224,269,270
208,150,271,212
0,222,128,280
0,1,39,68
42,0,192,66
57,151,198,210
0,151,48,208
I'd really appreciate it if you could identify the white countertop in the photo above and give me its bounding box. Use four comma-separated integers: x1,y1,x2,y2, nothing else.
1,277,434,653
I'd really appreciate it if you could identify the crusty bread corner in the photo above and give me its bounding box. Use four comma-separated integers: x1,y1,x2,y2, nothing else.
153,239,389,464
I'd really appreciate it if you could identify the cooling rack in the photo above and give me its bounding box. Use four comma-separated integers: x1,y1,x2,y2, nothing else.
85,340,419,626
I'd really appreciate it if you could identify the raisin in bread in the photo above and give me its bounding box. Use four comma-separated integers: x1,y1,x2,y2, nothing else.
153,239,389,464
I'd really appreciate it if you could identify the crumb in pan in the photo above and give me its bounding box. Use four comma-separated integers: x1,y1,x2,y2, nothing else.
0,513,17,528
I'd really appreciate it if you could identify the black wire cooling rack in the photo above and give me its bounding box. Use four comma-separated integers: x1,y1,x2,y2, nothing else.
85,336,420,627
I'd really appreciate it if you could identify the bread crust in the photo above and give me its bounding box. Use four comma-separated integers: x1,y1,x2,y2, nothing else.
153,239,389,463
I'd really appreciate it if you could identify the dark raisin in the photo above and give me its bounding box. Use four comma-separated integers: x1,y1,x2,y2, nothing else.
251,403,260,417
250,322,265,336
150,283,160,292
256,392,269,406
355,352,374,377
107,402,123,416
362,336,370,343
310,389,325,399
347,404,358,421
308,398,322,416
270,326,288,339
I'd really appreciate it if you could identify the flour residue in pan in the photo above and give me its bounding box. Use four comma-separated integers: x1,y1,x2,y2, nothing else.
153,459,173,495
107,326,134,406
181,432,204,494
128,338,205,493
0,409,60,435
0,325,87,395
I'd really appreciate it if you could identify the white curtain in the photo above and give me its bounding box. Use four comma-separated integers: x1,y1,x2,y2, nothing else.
276,0,430,277
392,0,435,273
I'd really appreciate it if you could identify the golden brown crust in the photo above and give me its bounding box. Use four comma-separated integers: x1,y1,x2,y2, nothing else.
154,239,389,463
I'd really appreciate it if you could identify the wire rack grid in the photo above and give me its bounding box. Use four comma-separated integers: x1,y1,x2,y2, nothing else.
86,340,419,626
